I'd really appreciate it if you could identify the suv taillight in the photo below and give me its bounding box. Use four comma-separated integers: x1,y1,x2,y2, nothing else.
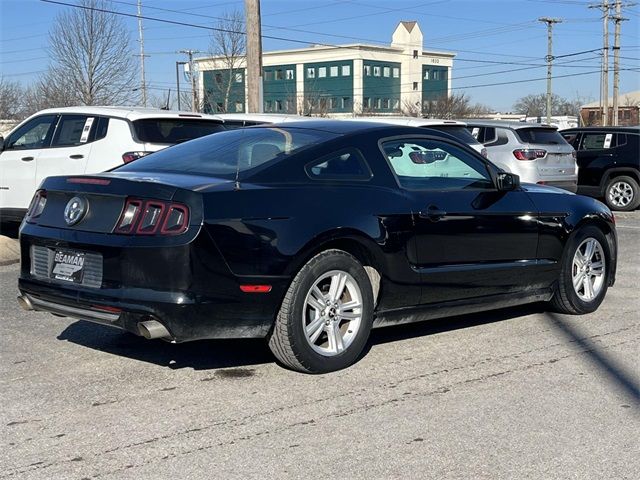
25,190,47,223
122,151,151,164
115,198,189,235
513,149,546,161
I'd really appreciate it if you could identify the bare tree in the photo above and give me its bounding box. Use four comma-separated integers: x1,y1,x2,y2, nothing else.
513,93,588,117
207,10,246,113
44,0,136,106
401,99,422,117
0,77,25,119
421,92,491,119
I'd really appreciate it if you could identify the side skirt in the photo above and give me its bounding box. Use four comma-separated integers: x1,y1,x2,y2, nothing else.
373,288,554,329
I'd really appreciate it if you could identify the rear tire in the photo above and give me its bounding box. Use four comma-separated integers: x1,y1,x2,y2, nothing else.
551,225,611,315
604,175,640,211
268,249,374,374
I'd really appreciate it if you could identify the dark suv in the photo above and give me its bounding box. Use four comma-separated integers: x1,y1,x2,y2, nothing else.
561,127,640,211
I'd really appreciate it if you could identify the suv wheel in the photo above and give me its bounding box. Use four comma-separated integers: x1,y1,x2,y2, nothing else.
604,175,640,211
268,249,374,373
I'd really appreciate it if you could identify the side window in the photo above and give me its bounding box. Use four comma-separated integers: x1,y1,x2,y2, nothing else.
381,138,493,190
51,115,95,147
93,117,110,141
306,148,371,181
5,115,58,150
561,132,580,149
615,134,626,147
581,133,616,150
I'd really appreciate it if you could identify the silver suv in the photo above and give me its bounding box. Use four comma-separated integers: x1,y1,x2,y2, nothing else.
465,121,578,192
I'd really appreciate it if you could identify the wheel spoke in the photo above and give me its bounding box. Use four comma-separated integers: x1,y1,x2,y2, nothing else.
573,272,585,290
590,261,604,276
326,322,343,353
333,322,344,353
340,300,361,311
583,276,594,299
305,316,325,343
328,272,347,303
584,240,595,261
339,311,360,320
310,286,327,308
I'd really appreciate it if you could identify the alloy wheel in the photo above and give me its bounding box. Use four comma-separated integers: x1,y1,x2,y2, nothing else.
302,270,363,356
571,237,606,302
608,181,634,208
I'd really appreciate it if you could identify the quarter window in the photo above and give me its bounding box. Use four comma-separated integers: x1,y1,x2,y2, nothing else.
381,138,493,190
306,148,371,180
5,114,57,150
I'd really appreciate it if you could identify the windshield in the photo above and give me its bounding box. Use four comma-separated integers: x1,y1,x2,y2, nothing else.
118,126,341,179
132,118,226,144
427,125,480,145
515,127,565,145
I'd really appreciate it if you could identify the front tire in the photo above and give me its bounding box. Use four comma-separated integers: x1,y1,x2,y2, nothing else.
268,249,374,373
604,175,640,211
551,225,611,315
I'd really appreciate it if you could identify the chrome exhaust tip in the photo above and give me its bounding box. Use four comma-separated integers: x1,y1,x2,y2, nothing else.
17,295,34,311
138,319,171,340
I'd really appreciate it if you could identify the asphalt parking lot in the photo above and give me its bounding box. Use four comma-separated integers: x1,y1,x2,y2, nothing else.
1,212,638,480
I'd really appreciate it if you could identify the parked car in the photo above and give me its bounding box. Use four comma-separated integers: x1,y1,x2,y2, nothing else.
343,117,487,157
0,107,225,221
465,121,578,192
560,126,640,211
17,121,617,373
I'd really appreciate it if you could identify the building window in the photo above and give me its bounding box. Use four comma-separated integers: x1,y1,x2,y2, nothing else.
392,67,399,78
265,100,272,112
275,69,283,80
235,102,243,112
383,98,390,109
383,66,390,77
235,73,243,83
216,102,224,112
364,97,371,109
424,70,429,80
342,97,350,109
307,67,315,78
375,98,382,109
215,73,223,85
286,69,294,80
329,97,336,109
373,66,381,77
275,100,283,111
318,67,327,78
392,98,400,109
330,66,339,77
319,97,328,109
364,65,371,76
342,65,351,76
413,49,418,59
286,99,293,112
413,82,419,91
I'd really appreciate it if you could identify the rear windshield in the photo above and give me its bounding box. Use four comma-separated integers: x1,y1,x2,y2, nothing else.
427,125,480,145
515,127,565,145
133,119,226,144
118,127,340,179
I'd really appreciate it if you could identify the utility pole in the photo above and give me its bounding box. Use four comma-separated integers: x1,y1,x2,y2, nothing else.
539,17,562,124
179,50,201,112
590,1,610,125
245,0,263,113
612,0,628,126
175,61,187,110
136,0,148,107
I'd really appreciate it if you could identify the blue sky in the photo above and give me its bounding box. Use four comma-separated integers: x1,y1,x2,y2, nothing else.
1,0,639,111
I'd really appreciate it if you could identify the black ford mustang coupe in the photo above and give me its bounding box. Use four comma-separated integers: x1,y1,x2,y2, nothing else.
17,121,617,373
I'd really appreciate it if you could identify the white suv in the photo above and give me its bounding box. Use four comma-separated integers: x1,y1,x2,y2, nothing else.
0,107,224,220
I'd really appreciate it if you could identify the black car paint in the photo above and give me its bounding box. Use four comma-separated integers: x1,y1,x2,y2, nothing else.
18,122,617,342
562,127,640,197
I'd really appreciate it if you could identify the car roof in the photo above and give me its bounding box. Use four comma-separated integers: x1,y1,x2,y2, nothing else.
560,126,640,133
33,106,225,122
464,119,558,130
214,113,319,123
250,119,411,134
343,116,468,127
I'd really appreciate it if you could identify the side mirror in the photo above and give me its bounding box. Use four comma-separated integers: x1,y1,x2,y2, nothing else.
0,136,4,153
496,172,520,191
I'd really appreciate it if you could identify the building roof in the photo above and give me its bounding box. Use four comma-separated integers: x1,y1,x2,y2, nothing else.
581,91,640,108
400,21,418,33
30,106,225,122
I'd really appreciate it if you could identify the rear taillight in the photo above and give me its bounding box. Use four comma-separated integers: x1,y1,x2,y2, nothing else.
122,151,151,164
513,149,546,161
25,190,47,223
481,147,488,158
115,198,189,235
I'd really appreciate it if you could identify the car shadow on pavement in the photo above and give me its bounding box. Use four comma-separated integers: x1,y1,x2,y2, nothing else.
57,303,547,372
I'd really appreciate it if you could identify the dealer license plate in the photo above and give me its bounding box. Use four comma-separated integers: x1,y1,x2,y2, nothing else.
50,250,85,283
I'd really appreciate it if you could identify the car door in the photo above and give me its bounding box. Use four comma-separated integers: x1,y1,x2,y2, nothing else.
0,114,58,211
575,131,617,188
380,136,539,304
35,114,94,185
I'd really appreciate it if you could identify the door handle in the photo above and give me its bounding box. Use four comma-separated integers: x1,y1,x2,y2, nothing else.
21,156,34,162
419,205,447,221
69,154,84,159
